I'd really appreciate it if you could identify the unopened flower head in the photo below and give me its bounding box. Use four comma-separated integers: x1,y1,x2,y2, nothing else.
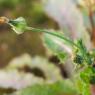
8,17,27,34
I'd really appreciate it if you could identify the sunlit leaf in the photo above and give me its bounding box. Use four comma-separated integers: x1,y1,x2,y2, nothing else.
13,80,78,95
43,31,72,62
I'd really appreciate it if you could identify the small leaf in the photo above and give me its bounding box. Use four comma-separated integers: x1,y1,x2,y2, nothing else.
80,67,92,83
76,39,92,65
8,17,27,34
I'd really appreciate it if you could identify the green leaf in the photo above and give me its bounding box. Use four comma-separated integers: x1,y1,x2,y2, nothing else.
80,67,92,83
76,39,92,65
43,32,72,62
8,17,27,34
82,83,91,95
74,67,92,95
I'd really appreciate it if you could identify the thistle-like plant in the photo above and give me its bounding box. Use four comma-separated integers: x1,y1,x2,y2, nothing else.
1,16,95,95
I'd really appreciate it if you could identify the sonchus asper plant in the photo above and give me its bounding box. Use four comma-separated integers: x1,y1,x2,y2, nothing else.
1,16,95,95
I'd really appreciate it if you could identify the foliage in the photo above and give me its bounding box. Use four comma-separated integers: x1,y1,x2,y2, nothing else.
43,32,71,62
13,81,78,95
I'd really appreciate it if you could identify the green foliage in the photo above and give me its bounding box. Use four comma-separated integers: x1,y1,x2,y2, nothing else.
14,81,78,95
75,77,91,95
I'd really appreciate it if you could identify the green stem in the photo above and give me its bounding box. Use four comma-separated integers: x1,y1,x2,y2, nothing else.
26,27,78,48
